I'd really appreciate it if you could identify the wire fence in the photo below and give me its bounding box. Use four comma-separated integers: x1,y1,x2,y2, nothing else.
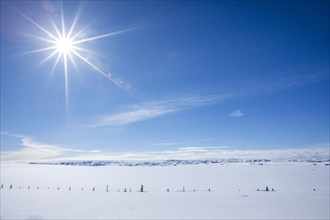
0,183,285,193
0,184,217,193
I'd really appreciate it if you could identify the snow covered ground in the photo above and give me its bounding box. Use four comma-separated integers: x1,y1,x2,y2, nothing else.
1,162,329,219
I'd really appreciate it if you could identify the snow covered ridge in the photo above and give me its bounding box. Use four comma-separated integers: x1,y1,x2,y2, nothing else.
26,147,330,167
29,159,270,166
2,141,329,163
1,137,329,162
29,158,330,166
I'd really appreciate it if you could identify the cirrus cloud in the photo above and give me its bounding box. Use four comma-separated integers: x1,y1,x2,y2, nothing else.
85,93,229,127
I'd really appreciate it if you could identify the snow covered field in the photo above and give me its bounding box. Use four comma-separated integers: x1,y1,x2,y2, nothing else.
1,162,329,219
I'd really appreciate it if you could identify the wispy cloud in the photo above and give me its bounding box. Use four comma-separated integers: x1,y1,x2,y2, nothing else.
84,64,328,127
86,94,228,127
229,110,244,117
150,138,214,147
0,131,25,139
236,67,329,96
0,132,101,162
1,132,329,162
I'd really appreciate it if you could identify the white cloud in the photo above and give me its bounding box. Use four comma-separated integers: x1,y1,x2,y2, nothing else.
86,93,228,127
0,132,102,162
178,146,229,152
92,107,174,127
229,110,244,117
1,132,329,162
83,68,329,128
151,138,214,146
107,144,329,161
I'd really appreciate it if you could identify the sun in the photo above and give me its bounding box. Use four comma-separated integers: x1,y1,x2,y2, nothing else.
14,1,137,109
56,37,74,55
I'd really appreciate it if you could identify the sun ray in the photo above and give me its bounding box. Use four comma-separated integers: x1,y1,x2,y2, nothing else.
13,46,57,57
71,50,109,78
73,27,137,45
39,49,61,66
63,53,69,115
70,23,93,41
67,7,82,39
71,45,93,54
67,50,79,73
10,1,139,115
60,2,66,38
23,33,58,44
49,18,63,39
71,50,133,95
49,53,62,78
10,5,59,41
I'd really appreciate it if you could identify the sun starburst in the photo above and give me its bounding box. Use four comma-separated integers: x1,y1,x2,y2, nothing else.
12,2,137,111
56,37,74,55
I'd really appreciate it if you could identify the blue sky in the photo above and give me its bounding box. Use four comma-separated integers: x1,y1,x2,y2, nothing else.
1,1,329,161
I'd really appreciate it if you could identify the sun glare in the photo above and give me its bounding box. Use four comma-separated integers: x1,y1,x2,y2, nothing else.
13,2,137,111
56,37,74,55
